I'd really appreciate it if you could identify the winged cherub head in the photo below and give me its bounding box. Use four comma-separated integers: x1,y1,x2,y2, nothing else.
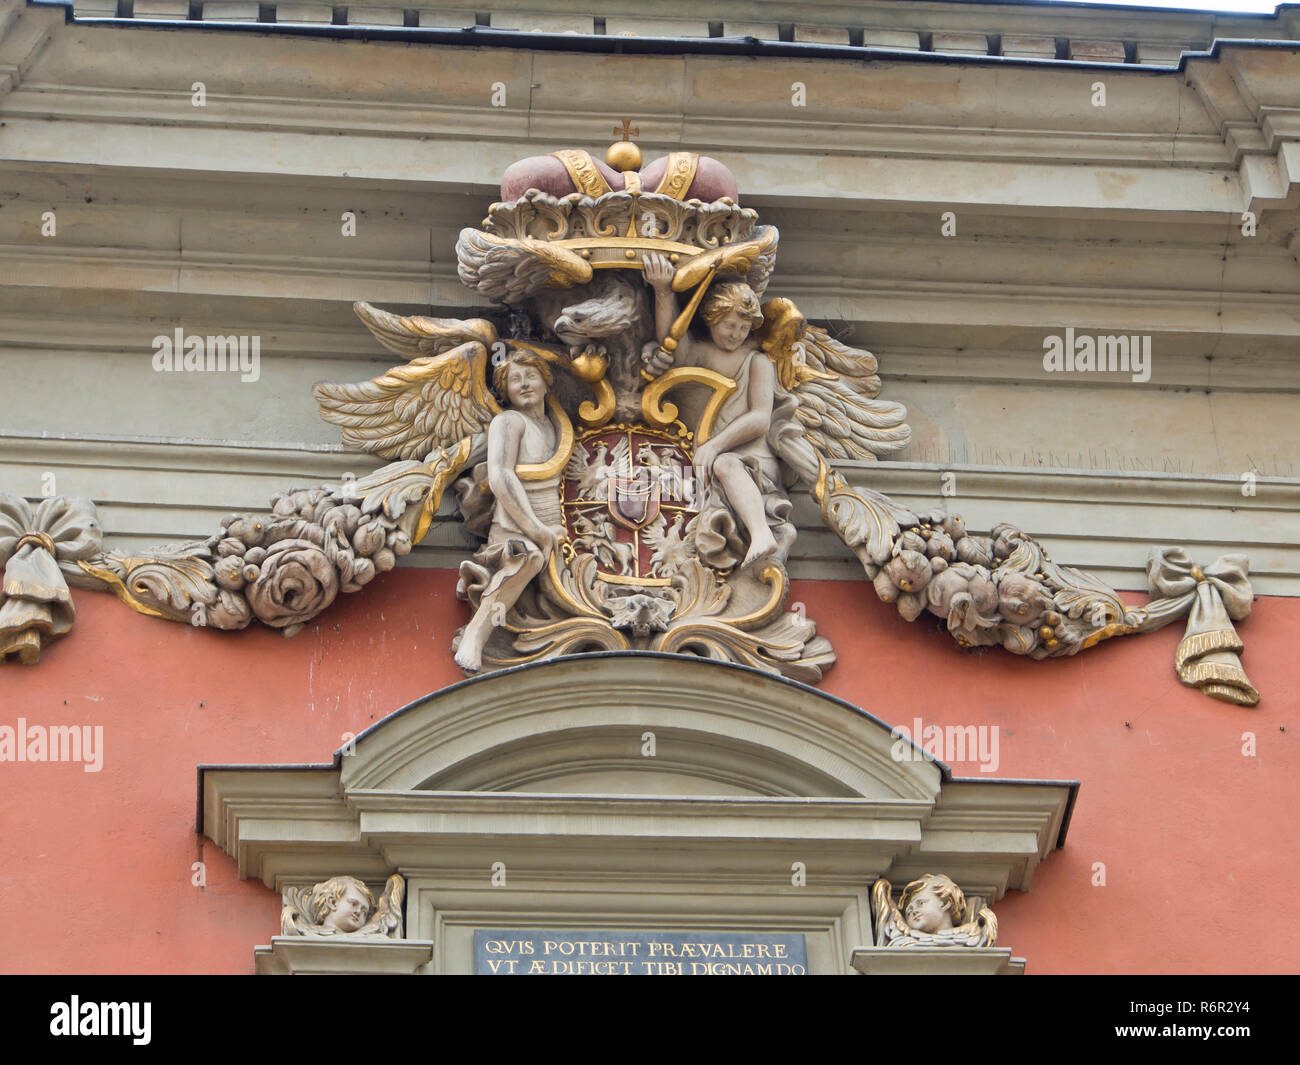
309,875,375,934
899,873,965,934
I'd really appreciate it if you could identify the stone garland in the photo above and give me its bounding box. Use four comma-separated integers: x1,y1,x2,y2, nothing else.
2,477,1258,706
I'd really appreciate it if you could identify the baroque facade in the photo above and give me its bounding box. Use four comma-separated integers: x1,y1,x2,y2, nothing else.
1,0,1298,975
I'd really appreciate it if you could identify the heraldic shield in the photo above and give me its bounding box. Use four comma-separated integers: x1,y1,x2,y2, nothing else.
563,427,697,584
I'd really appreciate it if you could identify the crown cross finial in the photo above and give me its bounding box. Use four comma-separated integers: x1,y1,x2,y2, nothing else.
613,118,640,142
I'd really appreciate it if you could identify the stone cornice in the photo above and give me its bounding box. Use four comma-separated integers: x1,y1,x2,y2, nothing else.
0,0,58,96
0,87,1235,170
851,946,1025,975
0,23,1292,174
254,937,435,975
3,25,1297,284
200,654,1074,899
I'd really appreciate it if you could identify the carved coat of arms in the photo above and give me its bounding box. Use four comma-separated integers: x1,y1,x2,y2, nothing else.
304,138,929,680
0,131,1259,705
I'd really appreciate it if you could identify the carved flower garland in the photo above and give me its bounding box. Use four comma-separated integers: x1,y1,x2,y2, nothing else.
870,510,1069,656
204,488,411,637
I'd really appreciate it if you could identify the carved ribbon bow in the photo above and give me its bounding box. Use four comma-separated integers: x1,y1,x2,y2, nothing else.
0,494,102,665
1146,548,1258,706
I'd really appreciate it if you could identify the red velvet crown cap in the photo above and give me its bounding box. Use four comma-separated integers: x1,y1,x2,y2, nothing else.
500,150,740,204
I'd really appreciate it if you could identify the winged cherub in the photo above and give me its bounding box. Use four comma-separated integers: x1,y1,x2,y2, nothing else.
280,874,405,938
313,304,574,673
638,253,916,571
643,252,789,567
871,874,999,948
454,350,567,672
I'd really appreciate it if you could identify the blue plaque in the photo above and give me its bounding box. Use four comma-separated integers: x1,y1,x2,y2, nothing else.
474,929,808,975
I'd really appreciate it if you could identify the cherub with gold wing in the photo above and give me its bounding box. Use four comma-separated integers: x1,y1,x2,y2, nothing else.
757,297,920,571
641,256,916,572
281,873,405,938
312,302,505,545
872,874,999,948
316,302,577,673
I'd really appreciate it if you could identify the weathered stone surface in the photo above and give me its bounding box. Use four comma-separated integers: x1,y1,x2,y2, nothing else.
201,1,258,20
347,7,405,27
132,0,189,18
605,17,709,38
255,937,434,974
861,29,921,51
1069,39,1127,63
418,10,476,29
793,25,849,46
932,31,989,56
851,947,1026,975
491,10,593,34
1001,34,1056,59
275,3,331,23
723,21,779,41
1136,43,1188,66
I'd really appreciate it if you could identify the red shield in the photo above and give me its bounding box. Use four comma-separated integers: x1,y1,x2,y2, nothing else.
609,476,661,530
563,427,698,583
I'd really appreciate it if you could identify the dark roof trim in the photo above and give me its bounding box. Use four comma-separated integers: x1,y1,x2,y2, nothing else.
27,2,1300,75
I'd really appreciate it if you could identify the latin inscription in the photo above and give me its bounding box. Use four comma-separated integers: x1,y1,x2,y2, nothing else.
474,929,809,975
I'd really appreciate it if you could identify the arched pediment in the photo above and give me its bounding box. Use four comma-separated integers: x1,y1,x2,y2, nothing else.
338,653,942,801
201,654,1073,906
201,654,1073,973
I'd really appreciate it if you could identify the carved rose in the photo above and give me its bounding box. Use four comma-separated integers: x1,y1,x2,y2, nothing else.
245,538,339,632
